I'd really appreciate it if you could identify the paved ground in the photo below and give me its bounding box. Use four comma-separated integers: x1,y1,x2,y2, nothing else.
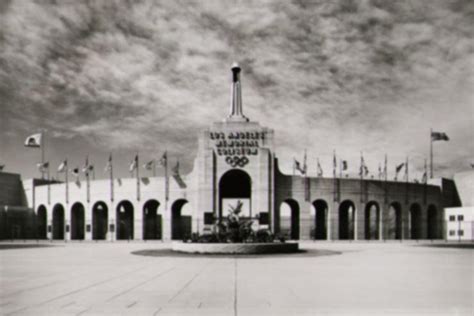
0,241,472,315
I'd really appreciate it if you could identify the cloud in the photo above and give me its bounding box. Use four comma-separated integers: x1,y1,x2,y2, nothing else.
0,0,472,179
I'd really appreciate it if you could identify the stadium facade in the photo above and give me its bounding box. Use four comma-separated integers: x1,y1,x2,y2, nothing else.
0,64,463,241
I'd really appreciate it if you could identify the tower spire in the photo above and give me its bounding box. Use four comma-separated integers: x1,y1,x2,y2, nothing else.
226,62,249,122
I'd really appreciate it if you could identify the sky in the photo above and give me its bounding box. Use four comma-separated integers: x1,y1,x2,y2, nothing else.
0,0,473,181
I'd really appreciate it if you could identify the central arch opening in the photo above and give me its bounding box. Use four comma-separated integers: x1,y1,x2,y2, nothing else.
365,201,380,240
312,199,328,240
219,169,251,219
52,204,65,240
171,199,191,240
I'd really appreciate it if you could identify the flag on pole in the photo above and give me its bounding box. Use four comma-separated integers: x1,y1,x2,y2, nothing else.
378,164,382,179
159,152,167,167
104,154,112,173
129,155,138,173
384,155,388,179
317,158,323,177
303,150,307,175
36,162,49,172
431,131,449,141
71,167,80,177
24,133,42,147
341,160,348,171
82,157,94,175
58,159,67,173
143,160,155,170
395,163,405,180
421,171,427,183
359,155,368,177
172,160,187,188
294,159,305,175
333,151,337,178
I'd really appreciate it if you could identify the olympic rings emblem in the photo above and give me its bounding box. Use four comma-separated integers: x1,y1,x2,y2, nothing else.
225,156,249,168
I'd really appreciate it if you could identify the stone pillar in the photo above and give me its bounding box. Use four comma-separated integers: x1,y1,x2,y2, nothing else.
162,203,171,241
402,204,410,240
47,219,53,240
330,201,339,240
356,202,366,240
299,202,312,240
85,203,92,241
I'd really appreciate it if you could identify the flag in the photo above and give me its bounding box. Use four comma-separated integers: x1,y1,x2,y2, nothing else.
359,155,367,177
24,133,42,147
36,162,49,172
395,163,405,180
129,155,138,172
431,131,449,141
172,160,180,176
333,151,337,177
82,157,94,174
104,154,112,173
383,155,388,178
294,159,305,175
421,172,427,183
71,167,80,177
364,165,369,176
159,152,167,167
341,160,348,171
317,159,323,177
378,164,382,179
57,159,67,173
143,160,155,170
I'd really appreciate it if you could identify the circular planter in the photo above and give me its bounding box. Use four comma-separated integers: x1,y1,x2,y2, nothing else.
171,242,299,254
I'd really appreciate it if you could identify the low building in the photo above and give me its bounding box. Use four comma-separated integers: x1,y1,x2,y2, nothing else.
0,64,464,241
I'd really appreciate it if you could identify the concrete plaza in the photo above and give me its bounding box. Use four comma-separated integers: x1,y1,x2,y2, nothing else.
0,241,472,315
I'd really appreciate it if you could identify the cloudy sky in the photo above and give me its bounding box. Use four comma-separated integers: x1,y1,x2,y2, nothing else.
0,0,472,181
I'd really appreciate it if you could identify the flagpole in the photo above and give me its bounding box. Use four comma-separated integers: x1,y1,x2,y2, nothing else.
86,155,90,203
110,153,114,203
41,130,45,179
136,153,140,201
65,159,69,204
47,163,51,205
165,152,169,209
430,128,433,179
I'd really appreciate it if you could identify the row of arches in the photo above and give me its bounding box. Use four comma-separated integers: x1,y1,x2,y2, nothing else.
36,199,191,241
279,199,440,240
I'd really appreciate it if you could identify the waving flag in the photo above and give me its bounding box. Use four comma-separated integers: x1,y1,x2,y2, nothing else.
317,159,323,177
159,152,167,167
172,160,186,188
104,154,112,173
129,155,138,172
36,162,49,172
57,159,67,173
294,159,305,175
431,131,449,141
143,160,155,170
24,133,42,147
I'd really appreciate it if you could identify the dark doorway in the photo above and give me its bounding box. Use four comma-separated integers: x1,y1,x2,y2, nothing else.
71,202,85,240
171,199,191,240
116,201,134,240
279,199,300,240
219,169,251,218
312,199,327,240
143,200,162,240
409,203,422,239
92,201,108,240
387,202,402,240
364,201,380,240
52,204,65,240
37,205,47,239
427,204,438,239
339,200,355,240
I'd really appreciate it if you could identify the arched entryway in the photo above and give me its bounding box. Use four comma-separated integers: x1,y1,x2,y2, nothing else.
427,204,438,239
171,199,191,240
219,169,251,219
92,201,108,240
116,200,134,240
312,199,328,240
71,202,85,240
279,199,300,240
339,200,355,240
36,205,47,239
364,201,380,240
409,203,422,239
52,204,65,240
143,199,162,240
387,202,402,240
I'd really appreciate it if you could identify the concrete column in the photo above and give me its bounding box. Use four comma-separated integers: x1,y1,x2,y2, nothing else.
85,219,92,241
402,204,410,240
299,204,312,240
47,219,53,240
163,204,171,241
330,201,339,240
378,208,383,240
356,202,366,240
